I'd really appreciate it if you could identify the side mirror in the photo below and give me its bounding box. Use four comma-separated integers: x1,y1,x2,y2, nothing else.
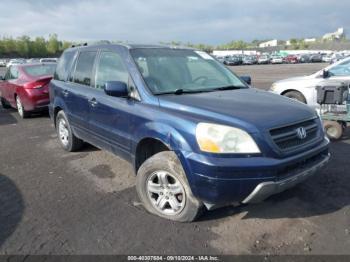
240,76,252,85
104,81,128,97
323,70,329,78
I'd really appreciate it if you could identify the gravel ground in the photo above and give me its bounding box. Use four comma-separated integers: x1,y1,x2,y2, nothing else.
0,63,349,255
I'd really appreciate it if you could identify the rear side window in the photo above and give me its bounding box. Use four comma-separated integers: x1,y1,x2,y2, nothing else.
6,66,19,80
54,51,75,81
95,52,129,89
24,64,56,77
73,51,97,86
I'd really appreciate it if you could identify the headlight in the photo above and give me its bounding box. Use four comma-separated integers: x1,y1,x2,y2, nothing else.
196,123,260,154
270,83,277,91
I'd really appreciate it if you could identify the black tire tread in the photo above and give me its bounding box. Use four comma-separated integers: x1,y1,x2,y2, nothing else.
136,151,203,222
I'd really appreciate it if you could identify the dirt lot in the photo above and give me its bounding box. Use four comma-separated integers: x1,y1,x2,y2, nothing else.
0,63,349,256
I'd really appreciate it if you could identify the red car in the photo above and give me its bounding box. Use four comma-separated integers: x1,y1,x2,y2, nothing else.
283,55,299,64
0,63,56,118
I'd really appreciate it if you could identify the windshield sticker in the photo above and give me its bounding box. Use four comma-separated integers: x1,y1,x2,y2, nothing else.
195,51,214,60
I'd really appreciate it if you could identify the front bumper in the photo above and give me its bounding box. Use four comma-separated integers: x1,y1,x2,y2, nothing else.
242,152,330,204
180,138,330,206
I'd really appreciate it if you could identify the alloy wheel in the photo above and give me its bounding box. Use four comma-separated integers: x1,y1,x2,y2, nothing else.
16,96,24,117
58,118,70,147
146,170,186,216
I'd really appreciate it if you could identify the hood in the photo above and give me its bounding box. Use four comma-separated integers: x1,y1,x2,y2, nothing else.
274,73,321,85
158,88,316,131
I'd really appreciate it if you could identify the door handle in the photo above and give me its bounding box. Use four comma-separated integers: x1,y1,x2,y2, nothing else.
88,98,98,107
62,90,69,97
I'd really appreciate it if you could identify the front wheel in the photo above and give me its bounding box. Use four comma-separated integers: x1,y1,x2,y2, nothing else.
323,121,343,140
283,91,307,104
136,151,203,222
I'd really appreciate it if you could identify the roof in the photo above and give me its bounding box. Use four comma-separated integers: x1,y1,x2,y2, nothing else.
67,43,195,51
17,62,57,67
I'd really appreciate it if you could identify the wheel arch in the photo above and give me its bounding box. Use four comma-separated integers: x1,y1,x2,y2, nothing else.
281,89,307,103
132,122,193,174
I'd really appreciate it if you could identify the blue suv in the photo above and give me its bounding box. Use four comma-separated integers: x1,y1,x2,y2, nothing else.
49,44,330,222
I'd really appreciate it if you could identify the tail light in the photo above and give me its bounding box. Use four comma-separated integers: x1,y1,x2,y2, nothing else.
32,84,44,89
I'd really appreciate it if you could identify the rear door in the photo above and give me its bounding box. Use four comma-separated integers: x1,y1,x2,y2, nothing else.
87,50,134,159
63,50,98,138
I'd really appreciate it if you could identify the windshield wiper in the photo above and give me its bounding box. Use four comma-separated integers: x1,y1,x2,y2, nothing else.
212,85,244,91
155,88,214,95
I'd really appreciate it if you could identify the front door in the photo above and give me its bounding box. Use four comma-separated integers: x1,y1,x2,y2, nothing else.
88,50,134,160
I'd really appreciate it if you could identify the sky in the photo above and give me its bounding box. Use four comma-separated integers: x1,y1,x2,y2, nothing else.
0,0,348,44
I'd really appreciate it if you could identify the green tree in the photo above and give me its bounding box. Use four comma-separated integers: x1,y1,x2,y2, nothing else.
32,37,48,57
16,36,32,57
47,34,60,55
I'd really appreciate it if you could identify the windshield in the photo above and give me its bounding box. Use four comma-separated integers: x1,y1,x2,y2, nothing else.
131,48,247,95
23,64,56,77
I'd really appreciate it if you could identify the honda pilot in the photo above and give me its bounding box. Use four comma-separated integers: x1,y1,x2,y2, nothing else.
49,44,330,222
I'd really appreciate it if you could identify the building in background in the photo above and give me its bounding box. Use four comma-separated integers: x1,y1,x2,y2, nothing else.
323,28,345,41
259,39,278,48
305,38,317,43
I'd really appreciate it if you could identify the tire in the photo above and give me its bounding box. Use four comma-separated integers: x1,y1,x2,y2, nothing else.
323,121,343,140
15,95,30,118
283,91,307,104
0,97,11,109
136,151,203,222
55,110,84,152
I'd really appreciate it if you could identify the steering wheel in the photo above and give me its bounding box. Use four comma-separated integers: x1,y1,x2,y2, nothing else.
192,76,208,84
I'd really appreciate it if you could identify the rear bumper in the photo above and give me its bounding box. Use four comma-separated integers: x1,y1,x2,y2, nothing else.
19,88,49,111
242,152,330,203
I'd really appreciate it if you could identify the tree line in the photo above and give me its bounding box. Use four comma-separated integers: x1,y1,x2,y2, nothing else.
0,34,72,58
1,34,349,58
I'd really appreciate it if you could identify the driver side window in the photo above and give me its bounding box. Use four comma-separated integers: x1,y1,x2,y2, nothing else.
95,51,129,89
328,60,350,76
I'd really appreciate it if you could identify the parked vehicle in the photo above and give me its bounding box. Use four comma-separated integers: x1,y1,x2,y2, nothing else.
270,55,283,64
223,56,240,66
322,55,332,63
330,53,345,64
299,54,311,63
27,58,40,63
242,56,256,65
49,44,329,222
310,54,323,63
0,63,56,118
270,57,350,108
257,55,270,64
40,58,58,63
0,59,7,67
216,56,225,63
6,59,26,68
283,55,298,64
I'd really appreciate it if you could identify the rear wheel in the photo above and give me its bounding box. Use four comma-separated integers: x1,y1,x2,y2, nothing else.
323,121,343,140
283,91,307,104
136,151,203,222
55,110,84,152
16,95,30,118
0,97,11,109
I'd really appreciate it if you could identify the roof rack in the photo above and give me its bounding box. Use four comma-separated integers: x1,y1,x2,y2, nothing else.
71,43,88,48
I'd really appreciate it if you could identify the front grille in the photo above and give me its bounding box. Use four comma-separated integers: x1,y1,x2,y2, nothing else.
276,150,328,178
270,118,320,151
